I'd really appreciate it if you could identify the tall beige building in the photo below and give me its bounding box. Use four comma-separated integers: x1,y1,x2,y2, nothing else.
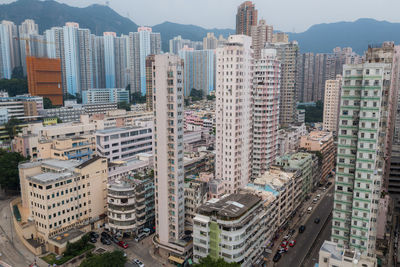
216,35,253,193
203,32,218,50
18,156,107,253
265,41,299,126
251,19,273,59
323,75,342,135
152,54,189,257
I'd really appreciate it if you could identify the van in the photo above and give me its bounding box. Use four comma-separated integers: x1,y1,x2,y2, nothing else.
135,233,146,242
307,207,313,213
316,194,321,199
312,198,318,203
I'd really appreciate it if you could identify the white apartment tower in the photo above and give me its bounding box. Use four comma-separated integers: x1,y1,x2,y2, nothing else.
323,75,342,135
216,35,253,194
153,54,185,248
332,62,397,256
252,49,281,177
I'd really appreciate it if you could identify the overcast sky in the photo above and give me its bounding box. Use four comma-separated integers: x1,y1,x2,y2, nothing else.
2,0,400,32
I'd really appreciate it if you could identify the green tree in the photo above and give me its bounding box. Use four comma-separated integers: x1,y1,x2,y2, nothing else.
130,92,146,104
0,78,28,96
4,118,22,139
80,250,126,267
194,255,240,267
0,149,28,191
43,97,53,109
207,95,216,100
297,100,324,123
117,101,131,111
190,88,203,101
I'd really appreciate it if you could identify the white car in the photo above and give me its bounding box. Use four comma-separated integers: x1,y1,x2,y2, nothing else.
133,259,145,267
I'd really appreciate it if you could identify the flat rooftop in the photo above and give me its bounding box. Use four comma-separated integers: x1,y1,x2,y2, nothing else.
28,172,75,184
49,228,86,245
96,126,142,134
197,193,261,219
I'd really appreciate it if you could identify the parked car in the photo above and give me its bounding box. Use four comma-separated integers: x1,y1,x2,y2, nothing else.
278,247,289,254
327,182,332,186
89,232,99,239
134,233,147,242
118,241,129,249
142,228,151,236
314,217,321,224
316,194,321,199
307,207,313,213
89,237,97,243
101,231,111,239
273,253,281,262
289,229,296,236
111,235,119,244
133,259,145,267
312,198,318,203
101,237,111,245
281,241,288,248
289,240,296,247
299,225,306,233
283,235,290,240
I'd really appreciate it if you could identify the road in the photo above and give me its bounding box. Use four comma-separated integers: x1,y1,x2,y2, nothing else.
275,186,334,267
0,196,43,267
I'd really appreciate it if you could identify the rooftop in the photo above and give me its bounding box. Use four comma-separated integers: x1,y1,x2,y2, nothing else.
96,126,142,134
28,172,75,184
197,193,261,219
49,228,86,245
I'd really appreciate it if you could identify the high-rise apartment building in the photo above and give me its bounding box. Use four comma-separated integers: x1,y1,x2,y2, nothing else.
169,35,202,54
265,41,299,126
297,52,315,102
178,47,215,97
236,1,258,36
216,35,253,193
1,20,19,71
63,23,80,96
129,27,161,95
18,19,39,75
0,23,12,79
252,49,280,177
77,28,93,93
145,54,155,111
152,54,187,254
114,35,129,89
251,19,273,59
103,32,116,88
203,32,218,50
26,56,63,106
332,60,399,255
323,75,342,135
91,35,106,88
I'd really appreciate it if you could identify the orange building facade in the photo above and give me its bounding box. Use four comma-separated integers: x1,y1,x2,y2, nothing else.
26,57,63,106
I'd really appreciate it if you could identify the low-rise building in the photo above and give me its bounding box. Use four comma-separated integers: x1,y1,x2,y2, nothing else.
276,152,314,198
82,88,129,104
193,193,268,266
17,156,108,254
277,123,307,157
95,121,153,162
319,240,377,267
300,130,335,183
107,153,153,181
184,179,208,226
184,151,215,177
37,136,94,161
0,94,43,121
107,172,155,236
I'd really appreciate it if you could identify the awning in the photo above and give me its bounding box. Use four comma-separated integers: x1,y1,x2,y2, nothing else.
168,255,184,264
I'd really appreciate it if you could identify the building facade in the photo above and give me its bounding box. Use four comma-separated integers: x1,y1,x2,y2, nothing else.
323,75,342,135
82,88,129,104
236,1,258,36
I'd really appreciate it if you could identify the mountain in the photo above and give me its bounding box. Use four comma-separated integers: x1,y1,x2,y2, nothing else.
0,0,138,35
288,18,400,54
0,0,234,52
152,21,234,51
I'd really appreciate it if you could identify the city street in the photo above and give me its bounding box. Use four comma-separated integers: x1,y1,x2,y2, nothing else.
275,186,334,267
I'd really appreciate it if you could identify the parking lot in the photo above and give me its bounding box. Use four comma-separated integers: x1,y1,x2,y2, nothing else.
89,230,162,267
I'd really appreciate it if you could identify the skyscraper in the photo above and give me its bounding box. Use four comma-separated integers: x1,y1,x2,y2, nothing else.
178,47,215,97
236,1,258,36
251,19,273,59
18,19,39,75
297,52,315,102
216,35,253,193
77,28,93,93
114,35,129,89
1,20,19,71
169,35,202,54
265,41,299,126
129,27,161,95
103,32,116,88
332,49,400,255
153,54,186,253
145,54,155,111
203,32,218,50
323,75,342,135
91,34,106,88
0,23,12,79
63,23,80,96
252,48,280,177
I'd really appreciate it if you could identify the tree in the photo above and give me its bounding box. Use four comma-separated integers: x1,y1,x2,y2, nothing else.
4,118,22,139
207,95,216,101
0,78,28,96
194,255,240,267
190,88,203,101
297,100,324,123
43,97,53,109
117,101,131,111
80,250,126,267
0,149,28,191
131,92,146,104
